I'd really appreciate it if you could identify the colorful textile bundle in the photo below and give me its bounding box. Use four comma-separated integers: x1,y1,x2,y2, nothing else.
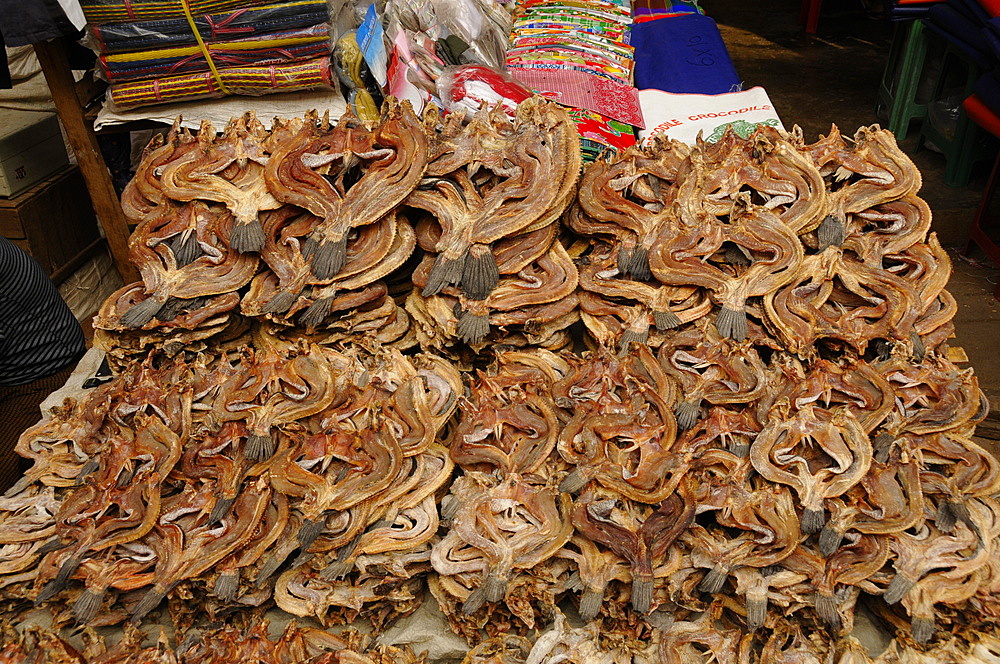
99,24,331,82
85,0,335,111
632,0,704,22
80,0,266,24
505,0,640,159
90,0,329,53
108,56,333,109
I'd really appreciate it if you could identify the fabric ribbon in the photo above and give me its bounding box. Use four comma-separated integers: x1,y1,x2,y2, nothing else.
181,0,230,94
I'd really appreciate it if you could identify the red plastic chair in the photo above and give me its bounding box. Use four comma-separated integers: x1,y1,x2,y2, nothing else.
799,0,824,33
960,93,1000,301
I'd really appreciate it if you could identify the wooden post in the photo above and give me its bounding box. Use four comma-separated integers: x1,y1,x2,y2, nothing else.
33,37,139,284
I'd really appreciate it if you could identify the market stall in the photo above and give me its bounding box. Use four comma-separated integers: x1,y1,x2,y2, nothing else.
1,2,999,663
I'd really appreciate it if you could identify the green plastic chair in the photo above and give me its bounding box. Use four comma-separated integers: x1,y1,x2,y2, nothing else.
876,19,931,141
916,40,987,187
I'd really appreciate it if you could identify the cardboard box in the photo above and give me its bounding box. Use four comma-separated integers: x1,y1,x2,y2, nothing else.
0,166,101,280
0,110,70,197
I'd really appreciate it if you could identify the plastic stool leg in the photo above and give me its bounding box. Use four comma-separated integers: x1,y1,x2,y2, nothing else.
800,0,823,33
944,119,980,187
808,0,823,34
887,21,928,140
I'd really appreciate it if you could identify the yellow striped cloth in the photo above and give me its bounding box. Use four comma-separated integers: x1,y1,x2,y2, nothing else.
108,56,333,110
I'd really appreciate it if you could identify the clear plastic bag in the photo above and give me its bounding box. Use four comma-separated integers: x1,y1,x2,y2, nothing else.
927,91,964,143
436,64,532,117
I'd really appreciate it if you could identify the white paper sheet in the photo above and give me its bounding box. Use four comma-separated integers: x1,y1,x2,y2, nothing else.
94,87,348,132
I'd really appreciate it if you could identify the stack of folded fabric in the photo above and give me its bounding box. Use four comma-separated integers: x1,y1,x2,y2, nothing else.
631,0,703,23
80,0,336,110
504,0,642,160
630,11,740,94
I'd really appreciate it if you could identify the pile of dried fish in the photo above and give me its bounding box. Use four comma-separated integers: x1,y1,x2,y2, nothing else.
0,323,460,633
2,108,999,662
0,617,426,664
551,123,1000,652
404,99,582,353
96,100,427,368
459,611,1000,664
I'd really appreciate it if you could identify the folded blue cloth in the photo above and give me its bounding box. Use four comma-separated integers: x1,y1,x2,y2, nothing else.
630,14,740,94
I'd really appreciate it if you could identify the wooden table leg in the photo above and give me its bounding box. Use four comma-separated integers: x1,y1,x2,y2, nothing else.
33,37,139,284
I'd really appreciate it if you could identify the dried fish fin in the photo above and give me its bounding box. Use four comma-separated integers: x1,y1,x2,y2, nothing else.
120,296,164,329
818,525,844,557
675,401,701,431
935,500,958,533
254,553,286,587
209,496,235,525
131,586,166,622
815,594,841,631
170,230,200,266
559,469,589,494
817,215,846,249
440,495,460,520
4,475,30,498
910,330,926,362
320,559,353,581
618,328,649,355
872,432,895,464
462,244,499,300
698,566,728,594
73,588,104,625
883,574,914,605
35,556,81,604
654,310,681,331
873,339,893,361
230,218,266,254
309,234,349,280
457,309,490,344
116,461,137,488
746,595,767,631
617,247,634,275
463,585,488,615
263,290,299,315
37,538,66,554
484,574,508,603
578,588,604,622
214,571,239,602
289,550,314,569
626,247,652,281
724,242,752,267
801,508,826,534
300,296,334,329
631,577,653,614
729,440,750,458
75,459,100,486
246,432,276,462
716,306,749,342
297,517,326,550
911,617,935,644
423,254,465,297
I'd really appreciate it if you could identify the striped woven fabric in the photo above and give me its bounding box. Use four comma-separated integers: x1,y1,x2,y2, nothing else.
80,0,269,24
108,56,333,109
99,24,331,82
90,0,329,54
